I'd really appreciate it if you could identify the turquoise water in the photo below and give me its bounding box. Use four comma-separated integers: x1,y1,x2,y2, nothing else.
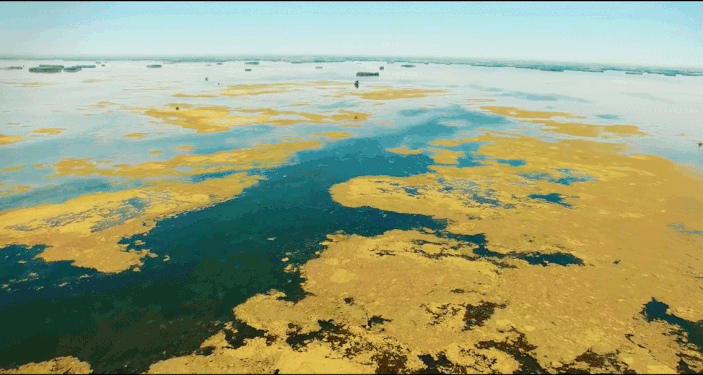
0,113,492,372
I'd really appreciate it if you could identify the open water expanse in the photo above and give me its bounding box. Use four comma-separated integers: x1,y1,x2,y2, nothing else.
1,58,702,374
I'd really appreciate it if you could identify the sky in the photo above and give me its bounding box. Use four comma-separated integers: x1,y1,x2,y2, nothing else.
1,1,702,67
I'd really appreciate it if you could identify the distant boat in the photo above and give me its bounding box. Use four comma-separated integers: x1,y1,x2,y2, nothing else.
356,72,379,77
29,66,62,73
146,65,162,68
1,66,22,70
245,61,260,65
245,68,252,71
401,64,415,68
63,66,82,73
39,64,64,69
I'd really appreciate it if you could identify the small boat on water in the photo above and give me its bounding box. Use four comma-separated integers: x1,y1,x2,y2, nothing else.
39,64,64,69
146,65,162,68
356,72,379,77
63,66,82,73
245,61,260,65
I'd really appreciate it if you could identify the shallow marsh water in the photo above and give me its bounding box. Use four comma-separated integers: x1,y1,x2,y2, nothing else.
1,59,702,373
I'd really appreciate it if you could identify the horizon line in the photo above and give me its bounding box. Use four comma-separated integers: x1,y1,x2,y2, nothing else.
1,53,701,70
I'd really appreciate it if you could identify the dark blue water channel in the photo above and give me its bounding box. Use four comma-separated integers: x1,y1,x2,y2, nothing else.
0,109,515,373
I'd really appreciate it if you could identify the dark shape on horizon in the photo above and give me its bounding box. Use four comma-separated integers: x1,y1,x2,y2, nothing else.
698,141,703,148
354,116,358,120
245,68,252,72
176,107,179,110
205,77,208,81
380,66,384,70
356,72,379,77
354,80,359,88
29,66,62,73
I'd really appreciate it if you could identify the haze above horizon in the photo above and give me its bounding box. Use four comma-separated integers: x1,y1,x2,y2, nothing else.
1,1,702,68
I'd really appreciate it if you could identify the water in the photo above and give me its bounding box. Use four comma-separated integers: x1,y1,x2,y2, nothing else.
2,56,702,372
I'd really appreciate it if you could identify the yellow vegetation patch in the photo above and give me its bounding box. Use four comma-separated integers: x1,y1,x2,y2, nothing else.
466,98,497,105
148,229,526,373
0,185,30,198
32,128,65,135
479,106,647,138
174,145,194,151
0,173,263,273
138,104,369,133
428,148,464,165
428,137,477,147
140,104,265,133
88,101,115,109
174,81,348,99
149,150,162,155
0,356,92,374
1,165,25,173
0,134,24,145
49,140,323,180
10,82,55,88
344,87,447,100
326,130,703,371
387,145,423,155
124,133,146,139
311,131,353,140
480,106,586,120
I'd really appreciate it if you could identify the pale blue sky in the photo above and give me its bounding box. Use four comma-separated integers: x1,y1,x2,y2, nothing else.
1,1,701,67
